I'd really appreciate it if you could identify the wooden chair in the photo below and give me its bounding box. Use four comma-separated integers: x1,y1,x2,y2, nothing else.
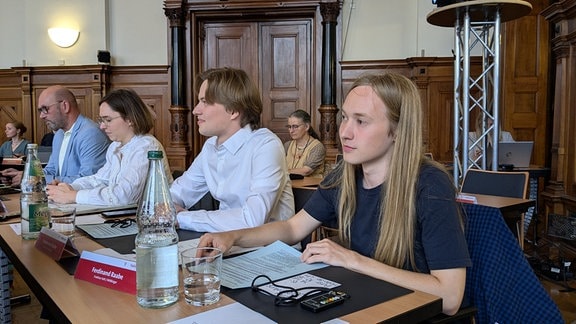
292,186,320,248
461,169,529,199
292,184,340,245
460,169,529,248
311,225,340,243
293,186,316,214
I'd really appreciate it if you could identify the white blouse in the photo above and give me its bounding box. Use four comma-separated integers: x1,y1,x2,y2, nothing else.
72,134,172,206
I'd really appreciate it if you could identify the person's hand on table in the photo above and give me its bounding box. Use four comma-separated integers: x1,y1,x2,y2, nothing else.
175,203,186,213
46,183,77,204
48,178,62,185
197,232,235,255
173,204,188,228
300,238,359,268
0,168,23,186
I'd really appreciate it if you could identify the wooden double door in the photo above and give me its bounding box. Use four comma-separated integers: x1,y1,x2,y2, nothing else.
198,19,315,145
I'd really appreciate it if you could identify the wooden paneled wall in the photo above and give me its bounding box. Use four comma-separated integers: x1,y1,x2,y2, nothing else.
0,59,468,169
541,0,576,245
341,58,483,164
0,66,112,145
502,0,551,168
0,53,548,173
0,65,175,166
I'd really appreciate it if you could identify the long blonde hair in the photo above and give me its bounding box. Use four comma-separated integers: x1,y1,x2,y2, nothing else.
325,73,425,269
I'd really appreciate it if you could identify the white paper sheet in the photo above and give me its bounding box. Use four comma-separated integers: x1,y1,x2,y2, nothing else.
52,203,137,216
168,302,275,324
255,273,340,298
221,240,328,289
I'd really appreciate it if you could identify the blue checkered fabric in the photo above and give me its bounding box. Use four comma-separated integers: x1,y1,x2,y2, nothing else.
0,250,11,323
464,203,563,323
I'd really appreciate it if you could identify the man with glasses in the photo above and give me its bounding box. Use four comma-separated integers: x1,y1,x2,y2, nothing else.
1,85,109,185
170,67,294,232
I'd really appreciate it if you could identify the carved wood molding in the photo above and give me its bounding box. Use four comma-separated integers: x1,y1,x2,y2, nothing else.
169,105,190,144
320,1,341,22
179,0,338,11
165,7,187,28
541,0,576,222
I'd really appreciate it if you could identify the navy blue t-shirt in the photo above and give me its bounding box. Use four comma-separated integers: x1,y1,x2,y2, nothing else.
304,163,471,273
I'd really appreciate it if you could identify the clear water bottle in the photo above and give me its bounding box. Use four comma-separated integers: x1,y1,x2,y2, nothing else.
135,151,179,308
20,143,49,240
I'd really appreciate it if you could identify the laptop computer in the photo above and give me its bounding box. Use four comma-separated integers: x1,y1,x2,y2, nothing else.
498,141,533,168
37,146,52,164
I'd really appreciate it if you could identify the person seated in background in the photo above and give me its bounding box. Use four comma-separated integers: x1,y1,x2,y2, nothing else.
0,85,110,185
468,113,514,164
40,130,55,146
0,121,30,158
46,88,171,206
284,109,326,178
197,72,471,316
170,67,294,232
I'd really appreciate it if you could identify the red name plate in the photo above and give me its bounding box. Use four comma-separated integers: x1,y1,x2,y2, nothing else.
35,227,78,260
456,194,478,204
74,251,137,295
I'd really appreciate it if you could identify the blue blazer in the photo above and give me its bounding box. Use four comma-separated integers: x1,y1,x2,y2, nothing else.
43,114,110,183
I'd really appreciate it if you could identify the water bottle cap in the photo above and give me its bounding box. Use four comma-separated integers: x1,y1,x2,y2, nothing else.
148,151,163,159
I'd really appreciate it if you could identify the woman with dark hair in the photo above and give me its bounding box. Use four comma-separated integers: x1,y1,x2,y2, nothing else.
0,121,30,157
46,88,172,206
284,109,326,178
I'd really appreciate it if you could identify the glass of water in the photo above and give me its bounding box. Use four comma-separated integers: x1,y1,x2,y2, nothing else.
49,205,76,237
180,247,223,306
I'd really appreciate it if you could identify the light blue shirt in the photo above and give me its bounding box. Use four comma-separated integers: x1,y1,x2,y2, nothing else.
171,125,295,232
43,114,110,183
72,134,172,206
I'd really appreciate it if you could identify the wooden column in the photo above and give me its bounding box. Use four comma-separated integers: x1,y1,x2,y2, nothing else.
541,0,576,220
164,3,190,171
319,2,341,154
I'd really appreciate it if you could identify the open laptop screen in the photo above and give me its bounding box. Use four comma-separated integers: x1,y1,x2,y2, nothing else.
498,141,533,168
37,146,52,164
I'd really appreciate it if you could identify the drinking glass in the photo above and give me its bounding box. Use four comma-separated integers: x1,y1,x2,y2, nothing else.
180,247,223,306
49,205,76,237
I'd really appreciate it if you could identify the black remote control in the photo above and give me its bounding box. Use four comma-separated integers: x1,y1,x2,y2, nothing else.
300,290,349,313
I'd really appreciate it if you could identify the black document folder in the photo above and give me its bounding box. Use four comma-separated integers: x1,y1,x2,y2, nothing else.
223,266,422,324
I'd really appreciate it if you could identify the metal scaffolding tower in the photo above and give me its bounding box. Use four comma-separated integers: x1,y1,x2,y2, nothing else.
427,0,532,186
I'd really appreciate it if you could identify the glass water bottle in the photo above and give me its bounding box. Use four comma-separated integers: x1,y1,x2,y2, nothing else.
135,151,179,308
20,143,49,240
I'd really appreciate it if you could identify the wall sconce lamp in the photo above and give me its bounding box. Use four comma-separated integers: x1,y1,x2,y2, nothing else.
48,27,80,48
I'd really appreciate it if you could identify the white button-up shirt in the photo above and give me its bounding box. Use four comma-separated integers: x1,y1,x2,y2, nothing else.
171,126,294,232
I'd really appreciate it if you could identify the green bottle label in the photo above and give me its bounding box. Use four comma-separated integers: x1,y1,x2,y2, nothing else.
28,203,49,232
29,160,44,177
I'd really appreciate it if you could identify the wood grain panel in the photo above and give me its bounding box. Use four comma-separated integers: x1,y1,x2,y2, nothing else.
202,22,258,82
502,0,550,167
541,0,576,219
110,66,174,168
0,82,26,144
260,21,311,142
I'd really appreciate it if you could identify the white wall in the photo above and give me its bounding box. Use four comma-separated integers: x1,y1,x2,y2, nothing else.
0,0,167,68
0,0,452,69
341,0,455,60
108,0,168,66
0,0,107,67
0,1,25,67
